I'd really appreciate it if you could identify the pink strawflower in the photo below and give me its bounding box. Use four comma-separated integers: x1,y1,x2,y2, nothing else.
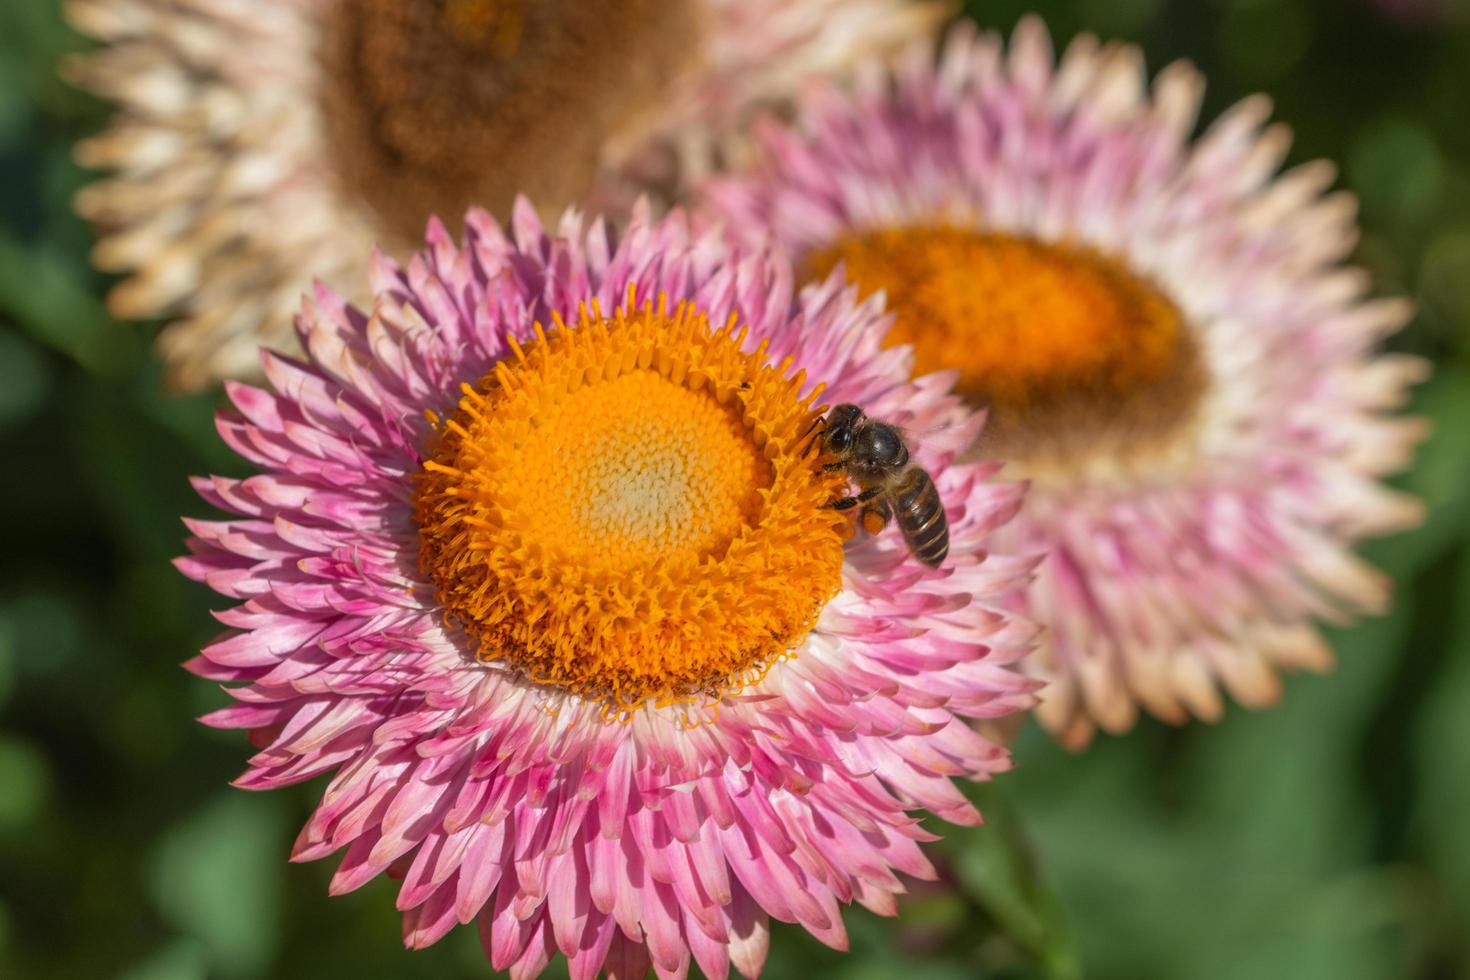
178,202,1037,978
701,17,1427,748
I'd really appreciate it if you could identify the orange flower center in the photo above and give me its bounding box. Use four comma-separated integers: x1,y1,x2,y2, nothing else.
506,371,768,571
806,227,1183,407
414,298,848,708
805,227,1206,478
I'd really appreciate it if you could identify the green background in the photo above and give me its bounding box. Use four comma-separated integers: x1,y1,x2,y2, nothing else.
2,0,1468,977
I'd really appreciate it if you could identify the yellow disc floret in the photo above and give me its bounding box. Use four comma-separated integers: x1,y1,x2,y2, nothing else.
805,227,1183,409
414,296,848,709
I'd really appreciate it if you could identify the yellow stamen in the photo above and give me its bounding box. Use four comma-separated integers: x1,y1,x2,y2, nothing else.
806,227,1183,408
415,296,848,708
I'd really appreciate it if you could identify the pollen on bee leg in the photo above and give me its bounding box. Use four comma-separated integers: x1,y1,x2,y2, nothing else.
861,507,888,536
413,298,850,707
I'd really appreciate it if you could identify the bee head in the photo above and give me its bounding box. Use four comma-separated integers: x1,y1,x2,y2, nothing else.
822,404,865,454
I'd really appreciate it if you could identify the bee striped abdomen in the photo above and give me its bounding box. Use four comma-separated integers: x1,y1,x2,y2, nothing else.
893,467,948,568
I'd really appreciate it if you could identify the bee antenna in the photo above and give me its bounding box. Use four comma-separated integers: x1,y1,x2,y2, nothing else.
799,413,826,457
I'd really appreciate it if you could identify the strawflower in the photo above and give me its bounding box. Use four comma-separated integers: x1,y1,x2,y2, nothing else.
702,17,1427,747
178,202,1037,977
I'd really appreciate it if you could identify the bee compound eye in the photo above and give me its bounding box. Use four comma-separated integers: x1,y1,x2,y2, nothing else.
861,425,903,465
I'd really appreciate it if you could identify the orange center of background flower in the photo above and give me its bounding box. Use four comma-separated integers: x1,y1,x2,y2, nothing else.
415,298,848,709
805,227,1183,409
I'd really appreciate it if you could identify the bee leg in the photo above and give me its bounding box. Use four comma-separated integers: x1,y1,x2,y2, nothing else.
859,498,892,536
827,485,884,509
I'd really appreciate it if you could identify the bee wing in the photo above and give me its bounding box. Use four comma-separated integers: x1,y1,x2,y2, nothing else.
896,411,976,469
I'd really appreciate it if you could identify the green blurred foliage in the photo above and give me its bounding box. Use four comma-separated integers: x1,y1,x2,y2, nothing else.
0,0,1467,977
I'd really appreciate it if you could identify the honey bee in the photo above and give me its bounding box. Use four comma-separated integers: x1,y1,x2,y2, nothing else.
811,403,949,568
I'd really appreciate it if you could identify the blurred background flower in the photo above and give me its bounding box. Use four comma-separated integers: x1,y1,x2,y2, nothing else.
703,16,1427,749
2,0,1469,978
63,0,945,390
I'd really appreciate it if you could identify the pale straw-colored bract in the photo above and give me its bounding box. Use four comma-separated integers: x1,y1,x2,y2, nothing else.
177,202,1037,978
702,17,1428,748
64,0,947,391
